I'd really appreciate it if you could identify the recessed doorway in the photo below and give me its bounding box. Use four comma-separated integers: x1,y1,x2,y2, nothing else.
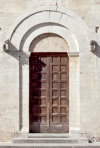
29,53,69,133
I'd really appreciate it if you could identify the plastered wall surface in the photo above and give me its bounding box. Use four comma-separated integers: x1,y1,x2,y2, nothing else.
29,34,69,52
0,0,100,142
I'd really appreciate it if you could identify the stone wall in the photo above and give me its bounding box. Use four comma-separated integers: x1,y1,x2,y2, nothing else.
0,0,100,142
0,0,100,41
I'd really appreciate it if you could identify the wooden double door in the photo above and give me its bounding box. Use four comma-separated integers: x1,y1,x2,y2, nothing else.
29,53,69,133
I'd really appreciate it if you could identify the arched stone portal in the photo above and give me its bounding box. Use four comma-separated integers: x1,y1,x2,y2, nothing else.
5,6,90,134
29,33,70,133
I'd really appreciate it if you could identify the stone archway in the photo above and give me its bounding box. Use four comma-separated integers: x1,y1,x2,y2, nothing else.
5,6,90,134
7,6,90,53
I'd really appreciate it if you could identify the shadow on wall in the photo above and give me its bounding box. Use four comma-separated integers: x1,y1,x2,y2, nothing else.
7,43,29,65
92,42,100,58
5,43,29,131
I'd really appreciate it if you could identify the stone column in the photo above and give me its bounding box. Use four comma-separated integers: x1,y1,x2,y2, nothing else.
19,52,31,134
68,52,80,133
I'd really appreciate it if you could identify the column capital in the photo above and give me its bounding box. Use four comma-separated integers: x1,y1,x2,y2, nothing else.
68,52,79,57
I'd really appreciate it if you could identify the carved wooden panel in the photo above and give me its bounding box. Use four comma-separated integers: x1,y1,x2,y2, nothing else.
49,53,69,133
29,53,69,133
29,53,49,133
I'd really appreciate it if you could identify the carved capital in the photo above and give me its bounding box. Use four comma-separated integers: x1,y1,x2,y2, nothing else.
68,52,79,57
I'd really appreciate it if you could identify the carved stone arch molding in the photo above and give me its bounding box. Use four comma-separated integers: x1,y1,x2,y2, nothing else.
5,6,90,134
6,6,90,53
20,23,79,53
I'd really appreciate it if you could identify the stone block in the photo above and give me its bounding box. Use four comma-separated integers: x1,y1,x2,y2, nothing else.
50,11,62,23
43,11,50,22
59,14,69,26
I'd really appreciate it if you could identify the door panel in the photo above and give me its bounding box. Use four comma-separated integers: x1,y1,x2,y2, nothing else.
49,54,69,133
29,53,50,133
29,53,69,133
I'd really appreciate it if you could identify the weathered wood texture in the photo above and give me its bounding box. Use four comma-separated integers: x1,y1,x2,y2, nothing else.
29,53,69,133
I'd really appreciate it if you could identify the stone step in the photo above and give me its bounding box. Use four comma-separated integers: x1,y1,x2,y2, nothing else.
28,133,69,138
0,143,100,148
12,137,88,144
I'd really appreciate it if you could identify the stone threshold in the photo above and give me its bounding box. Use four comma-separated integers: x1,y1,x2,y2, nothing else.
1,142,100,148
28,133,69,138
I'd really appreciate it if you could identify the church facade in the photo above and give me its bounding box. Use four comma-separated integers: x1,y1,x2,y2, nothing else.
0,0,100,142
